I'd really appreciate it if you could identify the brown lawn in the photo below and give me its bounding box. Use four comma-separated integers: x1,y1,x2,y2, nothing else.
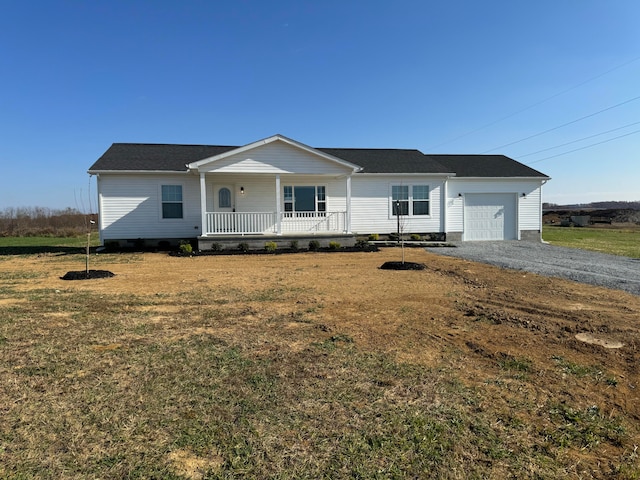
1,247,638,478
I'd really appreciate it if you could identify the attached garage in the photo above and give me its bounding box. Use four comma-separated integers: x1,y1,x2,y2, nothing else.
463,193,517,241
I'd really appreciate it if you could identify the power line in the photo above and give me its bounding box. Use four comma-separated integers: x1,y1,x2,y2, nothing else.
526,128,640,165
481,94,640,153
517,120,640,158
427,55,640,151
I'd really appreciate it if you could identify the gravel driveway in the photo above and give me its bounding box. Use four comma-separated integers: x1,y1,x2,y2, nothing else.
425,241,640,296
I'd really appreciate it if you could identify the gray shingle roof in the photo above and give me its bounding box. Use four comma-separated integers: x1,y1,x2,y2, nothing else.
427,154,548,178
317,148,452,174
89,143,237,171
88,143,549,178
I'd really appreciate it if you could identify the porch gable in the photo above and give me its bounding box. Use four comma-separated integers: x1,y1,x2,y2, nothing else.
187,134,361,175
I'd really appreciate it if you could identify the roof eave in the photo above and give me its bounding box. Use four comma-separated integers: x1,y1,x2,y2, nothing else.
88,169,190,175
356,172,455,176
451,176,551,180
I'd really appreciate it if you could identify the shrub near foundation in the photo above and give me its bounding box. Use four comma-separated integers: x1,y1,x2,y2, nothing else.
178,240,193,256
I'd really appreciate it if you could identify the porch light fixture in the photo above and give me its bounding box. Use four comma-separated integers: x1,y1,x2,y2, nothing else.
521,193,526,197
240,186,245,195
458,193,463,197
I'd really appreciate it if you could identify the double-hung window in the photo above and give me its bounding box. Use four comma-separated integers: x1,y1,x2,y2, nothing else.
283,185,326,216
390,184,429,216
412,185,430,215
392,185,409,215
161,185,183,219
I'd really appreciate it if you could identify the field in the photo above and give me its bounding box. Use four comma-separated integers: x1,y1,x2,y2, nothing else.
0,244,639,478
0,235,99,256
543,224,640,258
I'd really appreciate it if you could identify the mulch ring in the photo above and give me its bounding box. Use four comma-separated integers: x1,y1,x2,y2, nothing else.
61,270,116,280
379,261,426,270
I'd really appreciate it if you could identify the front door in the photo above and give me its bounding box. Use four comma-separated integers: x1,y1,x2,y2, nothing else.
213,186,235,233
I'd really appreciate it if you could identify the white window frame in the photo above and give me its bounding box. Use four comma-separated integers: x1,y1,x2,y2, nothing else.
283,185,327,217
389,184,430,218
160,184,184,220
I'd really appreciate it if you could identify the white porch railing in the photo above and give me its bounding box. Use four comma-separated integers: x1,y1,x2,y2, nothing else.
206,212,276,235
204,211,346,235
280,211,345,233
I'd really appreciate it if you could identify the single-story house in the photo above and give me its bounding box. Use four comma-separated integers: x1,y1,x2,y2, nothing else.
88,134,550,249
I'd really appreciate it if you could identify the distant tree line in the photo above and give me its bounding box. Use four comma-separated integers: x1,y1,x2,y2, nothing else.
0,207,97,237
543,200,640,210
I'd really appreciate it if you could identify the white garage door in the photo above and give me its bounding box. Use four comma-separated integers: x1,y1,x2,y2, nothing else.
464,193,517,241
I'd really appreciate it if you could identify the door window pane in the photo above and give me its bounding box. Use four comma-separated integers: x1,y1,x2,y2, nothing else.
218,188,231,208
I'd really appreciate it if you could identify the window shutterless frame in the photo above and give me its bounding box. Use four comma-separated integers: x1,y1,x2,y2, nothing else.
161,184,184,219
283,185,327,216
390,184,430,217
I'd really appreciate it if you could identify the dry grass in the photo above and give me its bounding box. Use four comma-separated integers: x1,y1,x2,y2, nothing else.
0,249,639,478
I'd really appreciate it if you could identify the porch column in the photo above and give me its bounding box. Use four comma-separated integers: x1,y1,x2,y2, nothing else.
275,174,282,235
346,175,352,233
442,177,448,235
199,173,207,236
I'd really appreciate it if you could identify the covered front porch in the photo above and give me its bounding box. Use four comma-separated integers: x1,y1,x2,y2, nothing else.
186,134,362,245
196,172,354,237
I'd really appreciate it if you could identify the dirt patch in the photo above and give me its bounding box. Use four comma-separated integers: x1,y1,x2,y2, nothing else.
168,449,223,479
575,333,624,349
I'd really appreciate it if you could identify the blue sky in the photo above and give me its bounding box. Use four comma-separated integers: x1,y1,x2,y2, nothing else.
1,0,639,210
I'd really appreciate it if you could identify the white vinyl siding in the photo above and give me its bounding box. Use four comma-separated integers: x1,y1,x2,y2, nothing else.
98,174,201,240
199,142,353,175
351,176,443,234
96,170,544,243
446,179,544,239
